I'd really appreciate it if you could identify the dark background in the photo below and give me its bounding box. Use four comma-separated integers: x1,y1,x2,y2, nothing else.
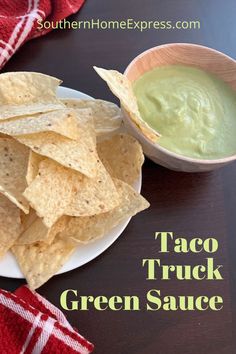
1,0,236,353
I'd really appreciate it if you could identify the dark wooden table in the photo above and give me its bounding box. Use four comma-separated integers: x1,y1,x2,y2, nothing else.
1,0,236,353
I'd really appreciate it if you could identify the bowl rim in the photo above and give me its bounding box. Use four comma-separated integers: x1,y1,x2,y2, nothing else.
124,42,236,165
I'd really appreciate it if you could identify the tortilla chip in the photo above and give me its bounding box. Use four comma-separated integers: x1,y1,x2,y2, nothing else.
94,67,159,142
0,109,85,140
26,151,44,186
12,235,76,289
24,158,119,227
60,179,149,244
97,134,144,185
16,130,99,177
65,158,119,217
0,133,9,138
16,215,69,245
62,98,122,136
0,194,22,257
0,137,29,213
23,159,76,227
20,208,38,230
0,72,64,120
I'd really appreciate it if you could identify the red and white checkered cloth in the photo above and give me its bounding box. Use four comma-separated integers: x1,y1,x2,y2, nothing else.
0,0,85,70
0,286,94,354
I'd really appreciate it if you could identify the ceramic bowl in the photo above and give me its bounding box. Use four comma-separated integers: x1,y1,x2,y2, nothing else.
123,43,236,172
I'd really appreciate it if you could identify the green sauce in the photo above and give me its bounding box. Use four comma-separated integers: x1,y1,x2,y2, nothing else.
133,65,236,159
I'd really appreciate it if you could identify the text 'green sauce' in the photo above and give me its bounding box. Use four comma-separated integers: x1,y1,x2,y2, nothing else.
133,65,236,159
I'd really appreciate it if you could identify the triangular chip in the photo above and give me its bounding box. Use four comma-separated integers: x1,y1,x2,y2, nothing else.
0,72,64,120
0,109,85,140
23,158,119,227
12,236,76,289
60,179,149,244
65,159,119,217
16,215,69,245
0,137,29,213
26,151,45,186
0,194,22,257
16,130,99,177
20,208,38,230
94,67,159,142
62,98,122,136
23,159,77,227
97,134,144,185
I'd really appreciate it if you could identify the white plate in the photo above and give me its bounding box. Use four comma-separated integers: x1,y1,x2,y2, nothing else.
0,86,141,279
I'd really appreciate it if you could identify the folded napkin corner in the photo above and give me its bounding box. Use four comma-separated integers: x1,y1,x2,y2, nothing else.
0,286,94,354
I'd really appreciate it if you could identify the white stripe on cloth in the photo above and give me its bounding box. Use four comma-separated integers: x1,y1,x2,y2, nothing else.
32,316,55,354
16,9,46,19
0,0,44,67
0,0,33,67
51,327,90,354
34,290,73,329
34,291,89,350
20,313,42,354
13,0,40,51
0,40,14,51
27,0,32,12
0,293,39,323
65,0,78,12
0,293,90,354
0,49,10,59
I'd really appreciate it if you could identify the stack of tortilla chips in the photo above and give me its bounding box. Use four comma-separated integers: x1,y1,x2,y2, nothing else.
0,72,149,290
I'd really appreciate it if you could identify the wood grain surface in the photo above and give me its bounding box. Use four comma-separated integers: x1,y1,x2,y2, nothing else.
1,1,236,353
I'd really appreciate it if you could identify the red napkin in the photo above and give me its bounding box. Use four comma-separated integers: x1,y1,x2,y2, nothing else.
0,0,85,70
0,286,94,354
